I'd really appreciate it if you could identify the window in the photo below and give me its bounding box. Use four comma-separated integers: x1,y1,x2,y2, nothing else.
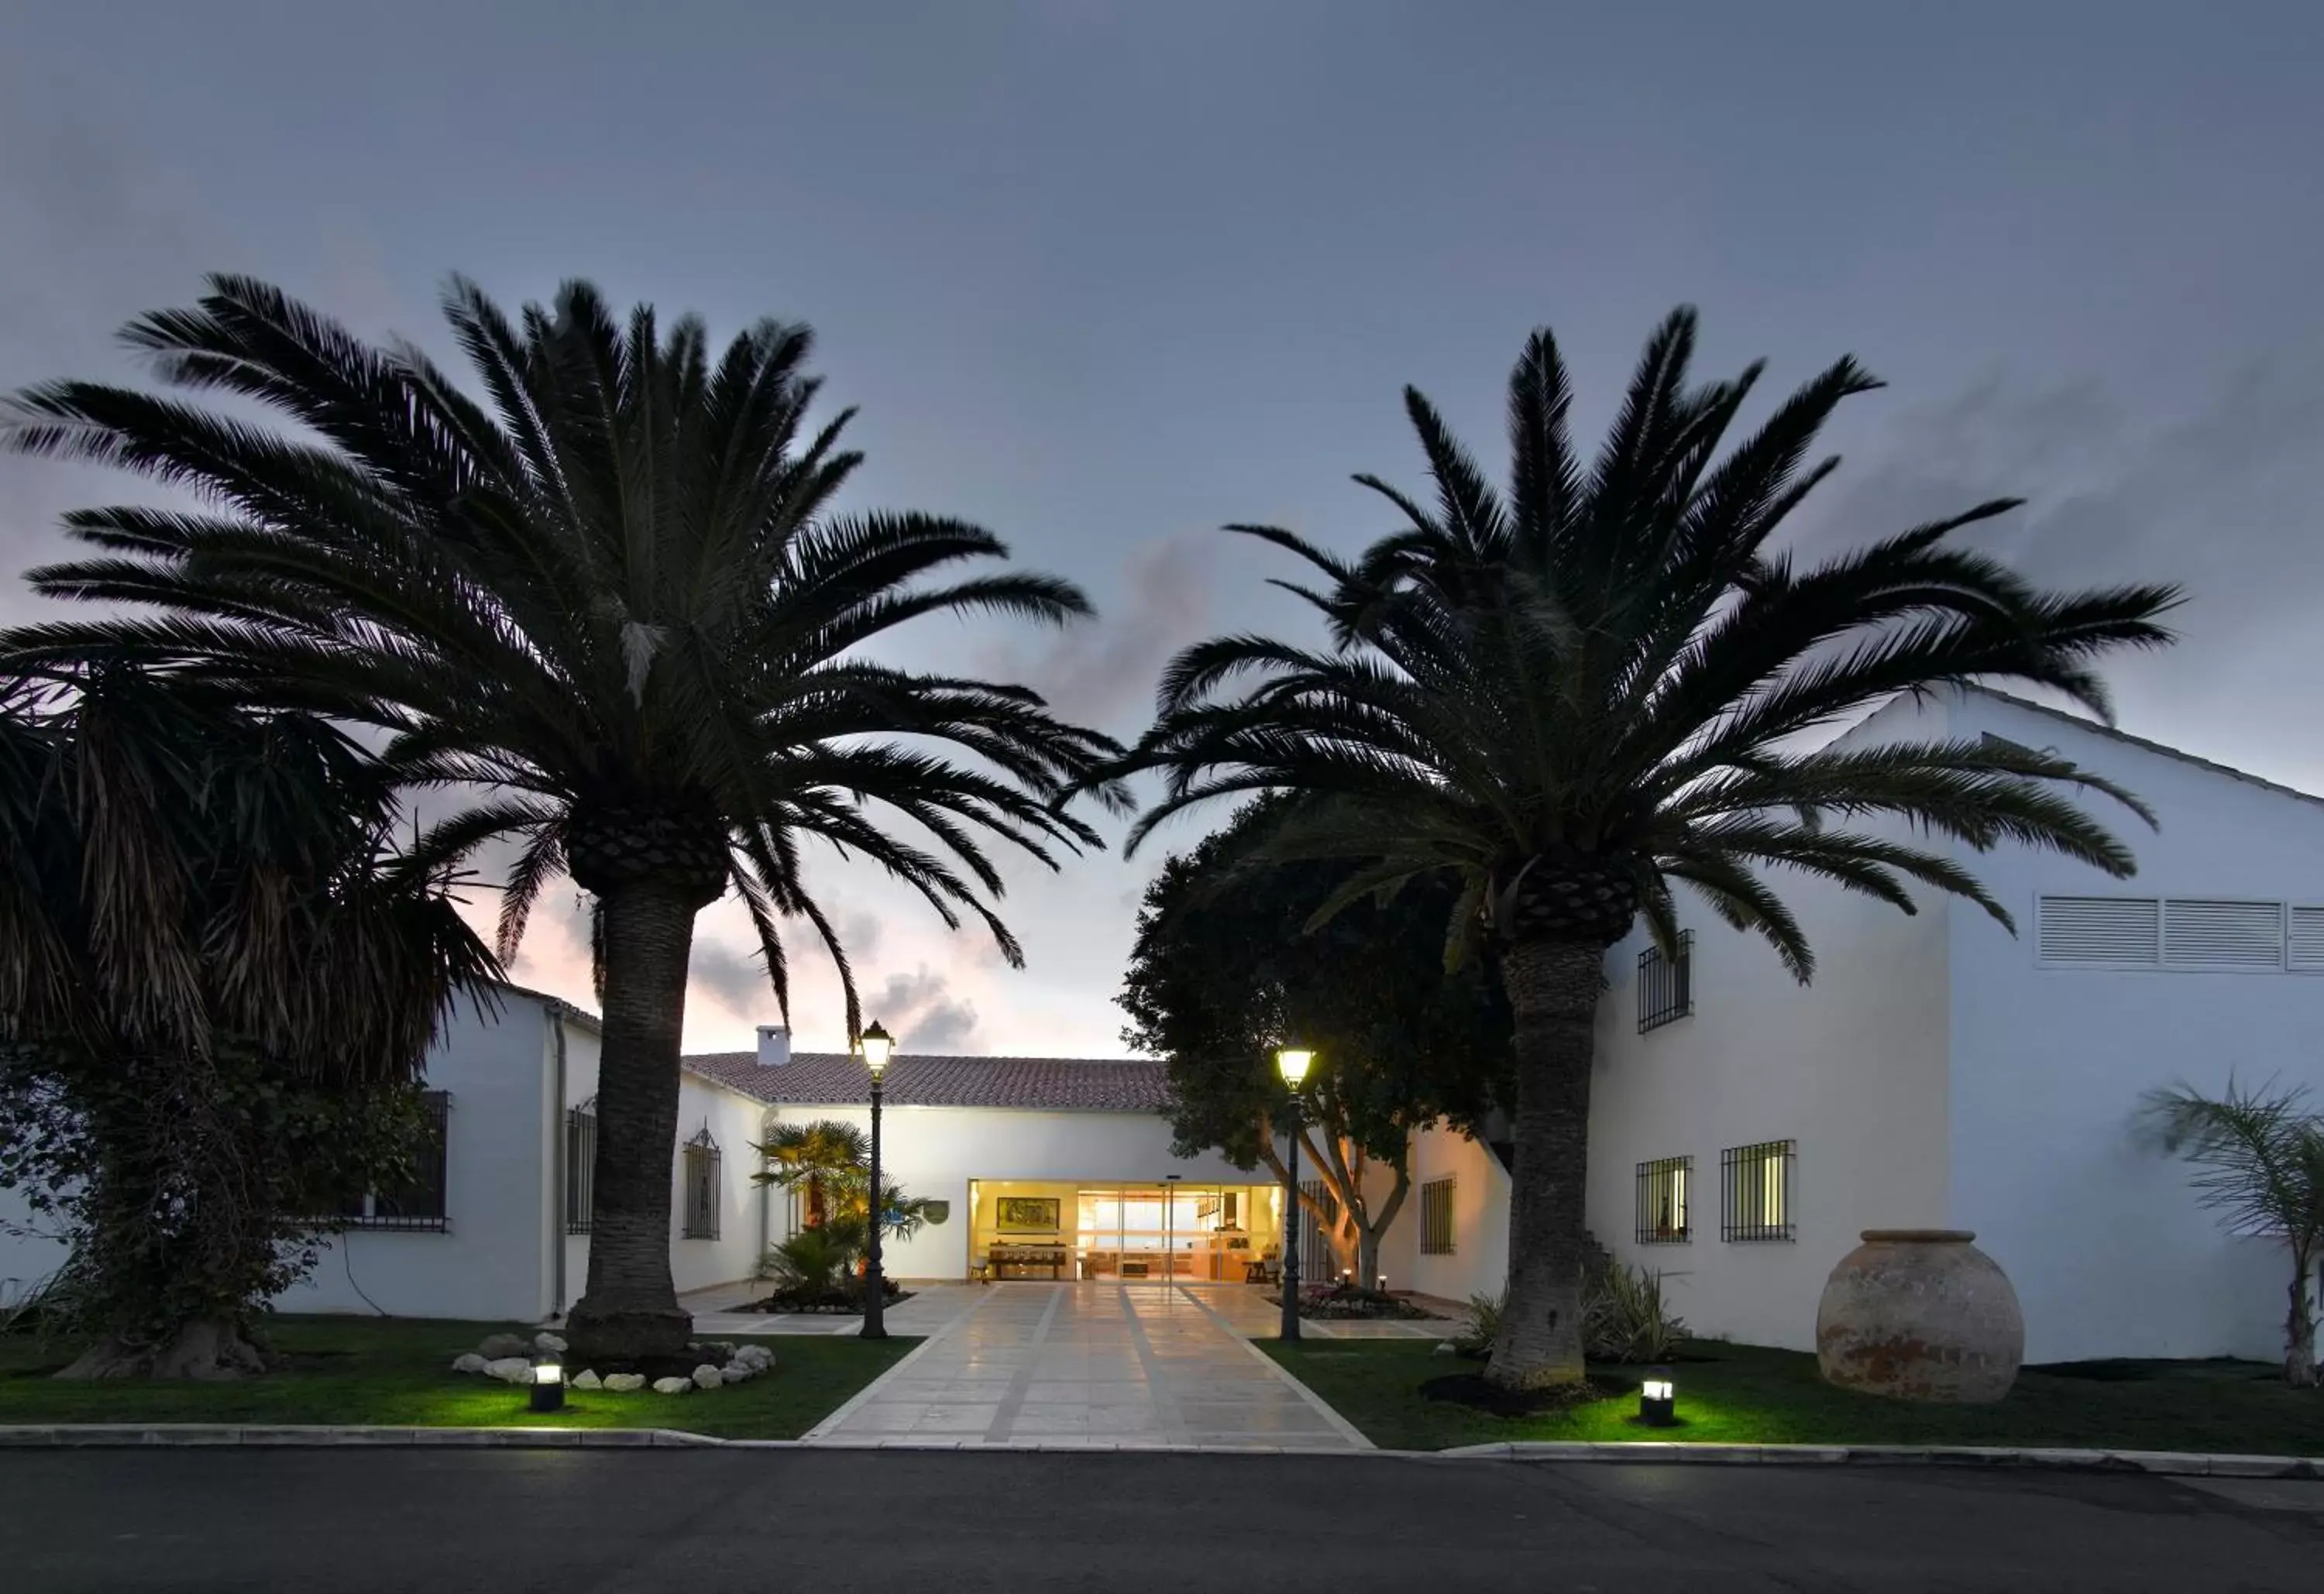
682,1128,722,1241
1419,1177,1456,1256
1720,1139,1794,1242
565,1100,596,1235
1637,930,1693,1032
1635,1156,1691,1244
339,1091,451,1232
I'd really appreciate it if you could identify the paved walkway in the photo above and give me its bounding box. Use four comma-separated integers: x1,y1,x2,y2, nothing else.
806,1282,1370,1450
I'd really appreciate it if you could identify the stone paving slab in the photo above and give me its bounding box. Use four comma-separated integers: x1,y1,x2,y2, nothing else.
803,1282,1370,1451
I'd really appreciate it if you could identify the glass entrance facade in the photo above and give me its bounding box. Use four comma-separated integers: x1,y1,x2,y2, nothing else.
968,1179,1284,1282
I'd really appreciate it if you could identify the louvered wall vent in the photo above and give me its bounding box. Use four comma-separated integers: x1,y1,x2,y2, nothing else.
2037,896,2161,966
2288,905,2324,973
2161,899,2284,970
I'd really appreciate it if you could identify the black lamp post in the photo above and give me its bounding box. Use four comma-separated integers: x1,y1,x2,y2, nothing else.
859,1020,895,1341
1276,1046,1314,1342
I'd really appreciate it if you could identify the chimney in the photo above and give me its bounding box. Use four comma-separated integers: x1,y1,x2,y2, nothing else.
755,1025,791,1067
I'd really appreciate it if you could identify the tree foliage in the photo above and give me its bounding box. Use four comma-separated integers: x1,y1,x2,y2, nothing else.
0,667,495,1374
1120,796,1508,1276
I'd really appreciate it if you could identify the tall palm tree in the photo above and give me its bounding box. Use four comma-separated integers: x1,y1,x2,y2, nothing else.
2143,1080,2324,1386
0,665,496,1376
1112,309,2179,1388
2,276,1126,1359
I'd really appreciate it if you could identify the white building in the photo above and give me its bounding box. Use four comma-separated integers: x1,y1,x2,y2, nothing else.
5,688,2315,1364
1381,687,2324,1365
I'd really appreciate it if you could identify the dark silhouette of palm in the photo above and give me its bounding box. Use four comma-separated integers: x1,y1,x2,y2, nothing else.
1114,309,2178,1388
5,276,1126,1359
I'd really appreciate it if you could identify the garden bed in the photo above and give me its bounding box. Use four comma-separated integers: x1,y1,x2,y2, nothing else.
0,1315,916,1438
732,1280,916,1315
1264,1338,2324,1455
1265,1283,1441,1321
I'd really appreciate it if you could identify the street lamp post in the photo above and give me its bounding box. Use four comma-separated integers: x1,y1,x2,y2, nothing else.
859,1021,895,1341
1275,1047,1314,1343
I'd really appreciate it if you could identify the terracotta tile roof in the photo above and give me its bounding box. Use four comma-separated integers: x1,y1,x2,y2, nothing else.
682,1049,1172,1112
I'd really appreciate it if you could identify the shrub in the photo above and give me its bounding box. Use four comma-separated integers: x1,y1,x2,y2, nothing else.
1583,1260,1686,1363
1456,1262,1686,1363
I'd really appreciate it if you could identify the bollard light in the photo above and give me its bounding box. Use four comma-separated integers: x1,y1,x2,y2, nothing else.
1638,1367,1676,1427
530,1355,566,1413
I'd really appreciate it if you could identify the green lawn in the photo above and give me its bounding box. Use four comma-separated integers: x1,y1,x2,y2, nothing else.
0,1316,917,1439
1265,1338,2324,1456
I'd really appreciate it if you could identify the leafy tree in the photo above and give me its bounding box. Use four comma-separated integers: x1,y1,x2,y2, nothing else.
1119,799,1508,1286
2144,1079,2324,1386
2,277,1124,1361
1109,309,2177,1387
0,667,494,1377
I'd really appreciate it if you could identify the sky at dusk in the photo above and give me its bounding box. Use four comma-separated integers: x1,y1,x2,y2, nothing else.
5,2,2322,1057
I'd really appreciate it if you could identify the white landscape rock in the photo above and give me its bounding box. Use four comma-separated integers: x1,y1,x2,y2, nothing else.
651,1376,693,1396
732,1344,775,1372
720,1362,753,1383
483,1357,535,1384
602,1373,647,1393
451,1352,490,1376
570,1370,602,1390
691,1365,724,1390
477,1333,532,1360
533,1331,569,1356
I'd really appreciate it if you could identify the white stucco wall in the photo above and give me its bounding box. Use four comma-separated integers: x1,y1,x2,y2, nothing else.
1943,692,2324,1362
761,1098,1251,1279
666,1074,773,1293
1578,695,1958,1352
279,991,562,1322
1373,1122,1512,1306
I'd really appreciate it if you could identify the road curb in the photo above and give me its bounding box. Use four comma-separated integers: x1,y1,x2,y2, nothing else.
3,1424,2319,1476
0,1424,729,1449
1434,1440,2324,1478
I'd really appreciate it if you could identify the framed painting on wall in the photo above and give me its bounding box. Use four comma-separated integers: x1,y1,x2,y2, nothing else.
995,1196,1061,1232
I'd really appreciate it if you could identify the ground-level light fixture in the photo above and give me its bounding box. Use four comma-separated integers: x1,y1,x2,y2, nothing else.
530,1355,565,1414
1638,1368,1676,1427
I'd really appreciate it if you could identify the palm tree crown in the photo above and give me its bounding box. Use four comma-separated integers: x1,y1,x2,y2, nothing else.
4,274,1126,1028
1122,308,2177,978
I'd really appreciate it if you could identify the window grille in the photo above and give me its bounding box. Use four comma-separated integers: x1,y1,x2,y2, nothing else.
1720,1139,1794,1242
336,1091,451,1232
1638,931,1693,1032
565,1099,596,1235
1420,1177,1456,1256
1635,1156,1691,1244
682,1127,722,1241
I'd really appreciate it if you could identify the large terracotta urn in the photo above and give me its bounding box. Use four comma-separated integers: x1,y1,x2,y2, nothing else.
1816,1230,2024,1403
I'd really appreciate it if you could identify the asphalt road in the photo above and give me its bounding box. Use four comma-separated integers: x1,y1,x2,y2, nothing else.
4,1449,2322,1592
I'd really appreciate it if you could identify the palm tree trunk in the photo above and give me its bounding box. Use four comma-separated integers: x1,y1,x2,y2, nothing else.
565,880,700,1363
2287,1245,2318,1388
1485,936,1604,1390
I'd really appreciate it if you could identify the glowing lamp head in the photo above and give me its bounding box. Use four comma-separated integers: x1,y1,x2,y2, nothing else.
1275,1047,1315,1087
858,1021,896,1077
1638,1366,1676,1427
528,1354,567,1412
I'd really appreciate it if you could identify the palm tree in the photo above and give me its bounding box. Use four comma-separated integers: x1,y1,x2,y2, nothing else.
2,276,1126,1360
2144,1080,2324,1386
0,665,496,1376
1112,309,2179,1388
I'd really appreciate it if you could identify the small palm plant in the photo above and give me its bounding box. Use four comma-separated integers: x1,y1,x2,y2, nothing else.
2144,1080,2324,1386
